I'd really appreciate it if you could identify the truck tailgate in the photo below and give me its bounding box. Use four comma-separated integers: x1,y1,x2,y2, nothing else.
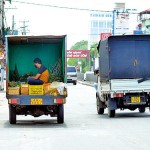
111,79,150,92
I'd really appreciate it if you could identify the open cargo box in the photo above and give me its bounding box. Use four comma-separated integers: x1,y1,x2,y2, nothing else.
6,35,67,83
6,35,67,124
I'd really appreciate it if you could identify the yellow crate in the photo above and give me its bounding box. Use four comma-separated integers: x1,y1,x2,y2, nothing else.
21,84,29,95
8,87,20,95
29,85,44,95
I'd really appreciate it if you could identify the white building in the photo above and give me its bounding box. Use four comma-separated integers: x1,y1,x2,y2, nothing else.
88,11,113,47
139,8,150,34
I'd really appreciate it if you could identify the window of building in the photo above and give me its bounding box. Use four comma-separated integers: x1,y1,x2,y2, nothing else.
92,21,98,28
107,21,112,28
99,21,106,28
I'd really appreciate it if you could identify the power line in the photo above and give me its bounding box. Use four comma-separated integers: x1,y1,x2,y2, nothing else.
12,0,111,12
12,0,139,14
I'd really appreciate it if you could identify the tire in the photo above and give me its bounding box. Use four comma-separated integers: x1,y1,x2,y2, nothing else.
57,104,64,124
108,109,115,118
73,81,77,85
9,104,16,124
139,107,145,113
96,96,104,114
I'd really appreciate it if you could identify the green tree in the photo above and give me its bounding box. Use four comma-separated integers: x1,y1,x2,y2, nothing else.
67,58,78,66
90,43,99,70
70,40,88,50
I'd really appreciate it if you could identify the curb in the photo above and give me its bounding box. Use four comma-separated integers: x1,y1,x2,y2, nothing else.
78,81,94,87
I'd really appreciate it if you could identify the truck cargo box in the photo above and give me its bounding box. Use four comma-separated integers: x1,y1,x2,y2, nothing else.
5,35,67,124
6,35,67,83
98,35,150,81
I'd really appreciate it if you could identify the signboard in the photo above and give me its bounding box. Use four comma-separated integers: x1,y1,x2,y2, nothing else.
100,33,112,40
115,10,129,35
67,50,90,58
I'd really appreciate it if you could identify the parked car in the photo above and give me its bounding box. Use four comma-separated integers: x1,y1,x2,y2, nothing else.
67,66,77,85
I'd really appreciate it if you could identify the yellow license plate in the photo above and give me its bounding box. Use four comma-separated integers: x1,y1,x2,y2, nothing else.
131,97,140,103
30,98,43,105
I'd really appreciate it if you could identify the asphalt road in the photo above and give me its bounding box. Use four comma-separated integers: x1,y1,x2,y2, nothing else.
0,83,150,150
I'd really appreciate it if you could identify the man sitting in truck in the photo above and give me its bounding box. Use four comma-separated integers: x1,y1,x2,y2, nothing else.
27,58,49,85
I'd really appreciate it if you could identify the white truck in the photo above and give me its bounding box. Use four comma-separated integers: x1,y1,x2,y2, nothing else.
96,35,150,117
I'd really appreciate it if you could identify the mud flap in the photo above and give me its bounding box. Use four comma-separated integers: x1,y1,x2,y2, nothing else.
108,98,117,110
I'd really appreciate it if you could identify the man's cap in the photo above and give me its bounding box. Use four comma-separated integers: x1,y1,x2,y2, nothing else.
34,58,42,64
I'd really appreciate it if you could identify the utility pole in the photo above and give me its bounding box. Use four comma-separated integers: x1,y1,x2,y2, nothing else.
0,0,5,90
20,20,29,35
12,15,14,34
0,0,4,45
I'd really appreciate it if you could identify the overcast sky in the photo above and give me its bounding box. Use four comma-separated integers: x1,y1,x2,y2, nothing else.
5,0,150,48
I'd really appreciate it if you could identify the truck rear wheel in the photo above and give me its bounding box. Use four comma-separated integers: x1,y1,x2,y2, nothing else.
108,109,115,118
96,96,104,114
57,104,64,124
139,107,145,113
9,104,16,124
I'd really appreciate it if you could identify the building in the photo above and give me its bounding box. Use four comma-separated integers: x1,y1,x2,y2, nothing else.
139,8,150,34
88,11,113,47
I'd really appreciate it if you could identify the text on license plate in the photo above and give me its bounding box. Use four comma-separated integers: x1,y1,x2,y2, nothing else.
131,97,140,103
30,98,43,105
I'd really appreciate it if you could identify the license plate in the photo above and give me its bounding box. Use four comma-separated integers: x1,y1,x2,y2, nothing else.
131,97,140,103
30,98,43,105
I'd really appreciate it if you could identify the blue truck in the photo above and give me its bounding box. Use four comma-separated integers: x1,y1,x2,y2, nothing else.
96,35,150,117
6,35,67,124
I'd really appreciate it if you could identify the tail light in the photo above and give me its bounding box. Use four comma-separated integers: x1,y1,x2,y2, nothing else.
9,98,19,104
54,98,66,104
113,93,124,98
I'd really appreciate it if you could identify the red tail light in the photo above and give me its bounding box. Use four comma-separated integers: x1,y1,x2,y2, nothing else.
9,98,19,104
54,98,66,104
113,93,124,98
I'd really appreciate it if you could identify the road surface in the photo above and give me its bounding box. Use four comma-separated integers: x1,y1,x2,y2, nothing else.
0,83,150,150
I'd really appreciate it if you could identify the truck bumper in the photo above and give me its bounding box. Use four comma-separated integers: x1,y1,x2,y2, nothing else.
7,95,66,105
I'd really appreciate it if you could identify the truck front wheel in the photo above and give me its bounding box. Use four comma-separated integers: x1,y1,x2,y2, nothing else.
108,109,115,118
57,104,64,124
9,104,16,124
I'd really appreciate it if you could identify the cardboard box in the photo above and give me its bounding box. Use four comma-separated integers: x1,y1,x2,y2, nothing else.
29,85,44,95
8,87,20,95
43,83,51,94
21,84,29,95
